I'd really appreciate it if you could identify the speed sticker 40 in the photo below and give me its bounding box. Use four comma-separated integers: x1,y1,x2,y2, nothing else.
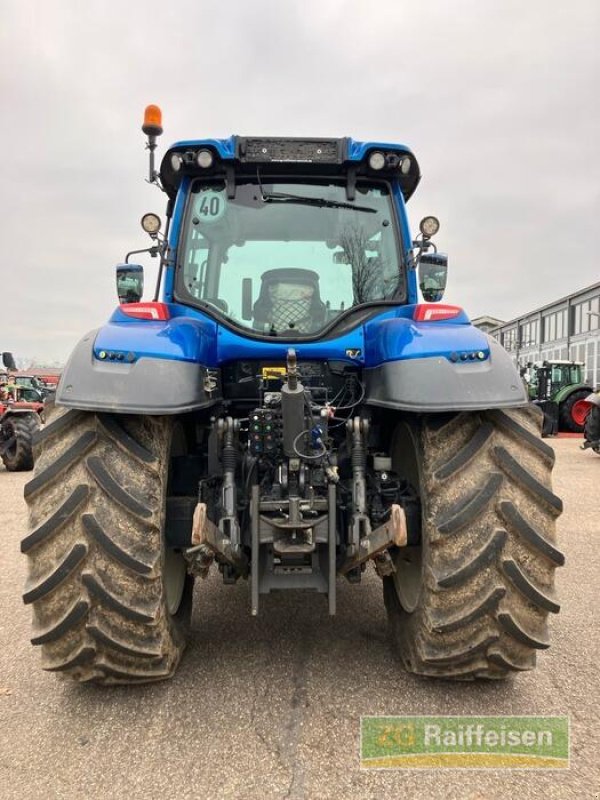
193,190,226,223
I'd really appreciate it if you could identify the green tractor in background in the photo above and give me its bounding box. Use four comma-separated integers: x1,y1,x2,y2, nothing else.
524,360,593,435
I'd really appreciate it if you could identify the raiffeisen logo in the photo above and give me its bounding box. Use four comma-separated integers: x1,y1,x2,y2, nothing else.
360,716,569,769
424,722,553,749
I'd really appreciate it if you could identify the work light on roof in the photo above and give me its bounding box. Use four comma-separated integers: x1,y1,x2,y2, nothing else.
368,151,386,170
170,153,183,172
196,149,214,169
400,157,411,175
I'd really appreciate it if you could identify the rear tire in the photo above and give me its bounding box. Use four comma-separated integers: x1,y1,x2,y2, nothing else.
1,413,39,471
584,404,600,453
559,389,590,433
22,405,193,684
384,406,564,679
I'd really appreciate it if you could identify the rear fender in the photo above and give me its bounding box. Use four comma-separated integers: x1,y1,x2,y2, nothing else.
553,383,594,404
583,391,600,408
365,334,528,412
55,327,221,415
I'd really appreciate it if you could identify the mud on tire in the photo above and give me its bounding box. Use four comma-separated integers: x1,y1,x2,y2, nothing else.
384,406,564,679
22,406,192,684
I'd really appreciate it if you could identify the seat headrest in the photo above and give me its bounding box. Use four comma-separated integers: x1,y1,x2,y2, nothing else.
260,268,320,286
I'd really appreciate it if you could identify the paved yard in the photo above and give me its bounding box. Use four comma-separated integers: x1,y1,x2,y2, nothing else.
1,439,598,799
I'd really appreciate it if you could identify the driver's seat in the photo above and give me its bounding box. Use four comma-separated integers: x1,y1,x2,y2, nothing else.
252,269,327,333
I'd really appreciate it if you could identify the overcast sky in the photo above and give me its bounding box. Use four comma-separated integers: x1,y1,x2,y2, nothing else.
2,0,599,363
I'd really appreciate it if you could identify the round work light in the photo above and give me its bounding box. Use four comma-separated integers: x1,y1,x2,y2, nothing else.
368,151,386,170
141,213,161,235
196,149,214,168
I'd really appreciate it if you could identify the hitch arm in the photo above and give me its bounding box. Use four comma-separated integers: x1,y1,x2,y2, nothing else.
190,502,248,576
338,504,407,575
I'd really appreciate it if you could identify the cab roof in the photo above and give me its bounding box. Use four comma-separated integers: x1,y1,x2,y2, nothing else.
159,136,420,202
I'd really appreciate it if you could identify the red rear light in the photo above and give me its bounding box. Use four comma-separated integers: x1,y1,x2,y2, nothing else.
413,303,463,322
119,302,170,321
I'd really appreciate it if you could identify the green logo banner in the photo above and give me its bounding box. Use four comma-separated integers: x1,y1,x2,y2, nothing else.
360,716,569,769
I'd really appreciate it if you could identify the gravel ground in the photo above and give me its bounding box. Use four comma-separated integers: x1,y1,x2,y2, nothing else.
0,438,598,800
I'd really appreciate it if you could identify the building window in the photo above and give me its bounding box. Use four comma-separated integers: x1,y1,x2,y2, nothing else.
573,296,600,335
573,301,589,335
543,309,568,343
519,319,538,348
502,328,517,351
591,296,600,330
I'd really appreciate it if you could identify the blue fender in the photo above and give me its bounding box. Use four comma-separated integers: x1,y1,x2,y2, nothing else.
55,314,221,415
363,310,527,412
56,304,528,415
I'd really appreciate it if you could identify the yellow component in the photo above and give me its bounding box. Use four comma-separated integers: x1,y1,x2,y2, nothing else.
142,105,163,135
262,366,286,379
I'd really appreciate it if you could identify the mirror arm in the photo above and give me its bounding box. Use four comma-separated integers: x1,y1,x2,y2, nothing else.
153,216,172,301
410,239,437,269
125,245,160,264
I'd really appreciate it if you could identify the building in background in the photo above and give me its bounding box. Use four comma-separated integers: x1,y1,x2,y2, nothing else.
488,281,600,388
471,315,506,334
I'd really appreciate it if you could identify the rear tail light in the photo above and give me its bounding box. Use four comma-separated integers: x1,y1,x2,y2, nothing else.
413,304,463,322
119,302,170,321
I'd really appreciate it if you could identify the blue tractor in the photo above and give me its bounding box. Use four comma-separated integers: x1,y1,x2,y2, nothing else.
22,107,564,684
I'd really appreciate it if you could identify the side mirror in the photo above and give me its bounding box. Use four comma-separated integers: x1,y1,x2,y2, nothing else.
2,352,16,371
418,252,448,302
116,263,144,304
242,278,253,320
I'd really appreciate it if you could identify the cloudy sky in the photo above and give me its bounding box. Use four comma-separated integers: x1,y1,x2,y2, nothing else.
2,0,598,364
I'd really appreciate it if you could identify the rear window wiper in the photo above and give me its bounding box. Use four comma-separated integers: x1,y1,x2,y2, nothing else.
260,189,376,214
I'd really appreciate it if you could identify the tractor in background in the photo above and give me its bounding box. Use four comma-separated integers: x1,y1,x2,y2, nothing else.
524,360,593,434
12,374,54,401
0,352,40,471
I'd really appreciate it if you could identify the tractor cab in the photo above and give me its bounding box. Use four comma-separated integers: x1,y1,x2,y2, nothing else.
544,361,583,391
527,360,584,399
177,178,407,336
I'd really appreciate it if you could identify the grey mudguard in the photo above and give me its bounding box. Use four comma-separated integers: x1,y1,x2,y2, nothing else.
365,335,527,412
585,392,600,408
55,329,220,415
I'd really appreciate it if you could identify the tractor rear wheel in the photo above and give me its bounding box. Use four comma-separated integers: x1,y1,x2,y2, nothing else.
559,389,591,433
584,404,600,453
22,406,193,684
384,406,564,679
1,413,39,471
